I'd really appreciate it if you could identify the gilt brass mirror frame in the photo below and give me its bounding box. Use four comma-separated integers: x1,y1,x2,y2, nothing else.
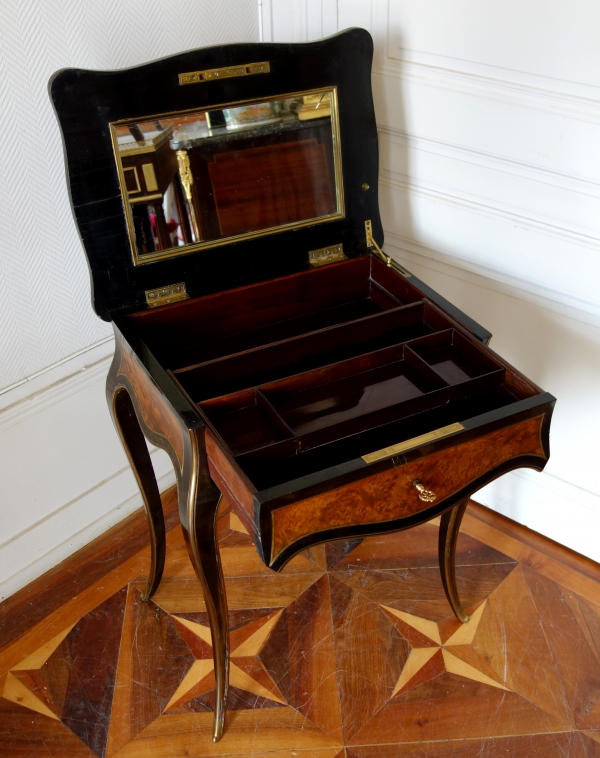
109,86,345,266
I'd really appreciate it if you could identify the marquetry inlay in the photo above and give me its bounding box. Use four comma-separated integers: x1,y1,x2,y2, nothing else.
1,496,594,756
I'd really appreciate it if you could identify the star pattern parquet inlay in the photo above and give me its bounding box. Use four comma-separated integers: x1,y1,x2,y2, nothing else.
2,503,600,757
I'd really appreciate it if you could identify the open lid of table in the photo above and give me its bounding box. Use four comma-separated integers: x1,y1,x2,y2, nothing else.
50,28,383,321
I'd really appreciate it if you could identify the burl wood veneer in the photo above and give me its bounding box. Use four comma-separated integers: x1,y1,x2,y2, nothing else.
269,416,546,563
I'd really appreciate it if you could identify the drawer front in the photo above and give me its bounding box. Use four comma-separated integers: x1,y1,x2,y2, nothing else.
270,415,546,562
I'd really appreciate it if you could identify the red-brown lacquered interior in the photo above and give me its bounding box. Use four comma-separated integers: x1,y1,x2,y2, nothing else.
125,256,541,490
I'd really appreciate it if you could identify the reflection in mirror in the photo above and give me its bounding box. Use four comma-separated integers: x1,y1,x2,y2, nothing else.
111,89,344,264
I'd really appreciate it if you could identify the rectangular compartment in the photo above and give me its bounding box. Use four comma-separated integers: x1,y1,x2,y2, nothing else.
263,347,446,435
196,330,507,460
409,330,502,384
236,385,523,490
174,301,456,402
199,389,292,456
127,257,403,368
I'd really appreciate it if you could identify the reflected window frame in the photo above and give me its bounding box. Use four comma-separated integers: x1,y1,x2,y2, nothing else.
109,87,345,266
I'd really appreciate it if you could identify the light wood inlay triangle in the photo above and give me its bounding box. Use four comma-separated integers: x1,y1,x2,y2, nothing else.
164,659,214,711
442,649,509,691
2,672,59,720
392,647,439,696
10,625,74,671
380,605,441,644
172,616,212,646
230,661,286,704
232,609,284,656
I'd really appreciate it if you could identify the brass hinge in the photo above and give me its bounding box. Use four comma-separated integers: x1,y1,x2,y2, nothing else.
365,220,411,278
145,282,189,308
362,422,465,464
308,243,347,267
179,61,270,85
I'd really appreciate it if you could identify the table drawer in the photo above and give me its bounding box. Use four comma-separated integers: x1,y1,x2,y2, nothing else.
269,414,545,564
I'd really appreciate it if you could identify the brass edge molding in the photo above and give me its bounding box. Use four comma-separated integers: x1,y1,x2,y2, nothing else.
108,86,344,266
179,61,270,85
269,497,442,567
330,86,345,227
116,346,184,474
123,166,141,194
136,209,345,264
362,422,465,464
129,193,163,205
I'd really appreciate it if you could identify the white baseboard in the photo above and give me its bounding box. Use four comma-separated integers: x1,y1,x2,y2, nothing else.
0,461,175,603
0,340,176,603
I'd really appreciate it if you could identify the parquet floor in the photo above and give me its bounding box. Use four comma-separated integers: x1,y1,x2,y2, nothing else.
2,493,600,757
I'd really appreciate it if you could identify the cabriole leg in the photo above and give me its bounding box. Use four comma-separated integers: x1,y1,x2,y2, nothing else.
438,498,470,623
180,444,229,742
111,388,166,601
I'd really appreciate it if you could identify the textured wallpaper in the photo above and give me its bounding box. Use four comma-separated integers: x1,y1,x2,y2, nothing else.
0,0,259,390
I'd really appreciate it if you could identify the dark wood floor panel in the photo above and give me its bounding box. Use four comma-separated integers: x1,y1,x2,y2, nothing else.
1,498,599,755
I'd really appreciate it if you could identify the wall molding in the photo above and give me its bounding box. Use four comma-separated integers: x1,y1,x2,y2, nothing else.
383,230,600,327
0,462,175,603
381,169,600,253
260,0,600,124
378,125,600,202
0,340,114,434
258,0,338,43
374,57,600,126
478,468,600,565
0,336,176,602
372,0,600,128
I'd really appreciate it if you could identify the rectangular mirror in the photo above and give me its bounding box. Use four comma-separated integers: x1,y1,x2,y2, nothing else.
110,87,344,265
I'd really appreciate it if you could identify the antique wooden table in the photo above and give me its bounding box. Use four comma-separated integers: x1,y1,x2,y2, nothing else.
50,29,554,741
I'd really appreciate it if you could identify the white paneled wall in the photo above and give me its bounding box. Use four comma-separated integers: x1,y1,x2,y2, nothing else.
0,0,259,600
265,0,600,559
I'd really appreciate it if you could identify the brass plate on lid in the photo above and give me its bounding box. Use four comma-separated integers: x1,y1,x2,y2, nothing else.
179,61,270,85
362,422,465,464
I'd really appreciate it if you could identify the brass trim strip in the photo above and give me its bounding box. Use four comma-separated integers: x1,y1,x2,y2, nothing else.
123,166,141,194
179,61,270,85
365,220,412,277
362,422,465,464
129,193,163,205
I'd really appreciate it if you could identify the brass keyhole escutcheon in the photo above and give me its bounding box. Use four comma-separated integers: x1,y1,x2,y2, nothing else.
413,480,436,502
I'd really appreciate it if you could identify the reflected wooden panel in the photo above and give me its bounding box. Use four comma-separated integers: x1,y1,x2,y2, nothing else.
209,139,335,236
110,89,343,264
